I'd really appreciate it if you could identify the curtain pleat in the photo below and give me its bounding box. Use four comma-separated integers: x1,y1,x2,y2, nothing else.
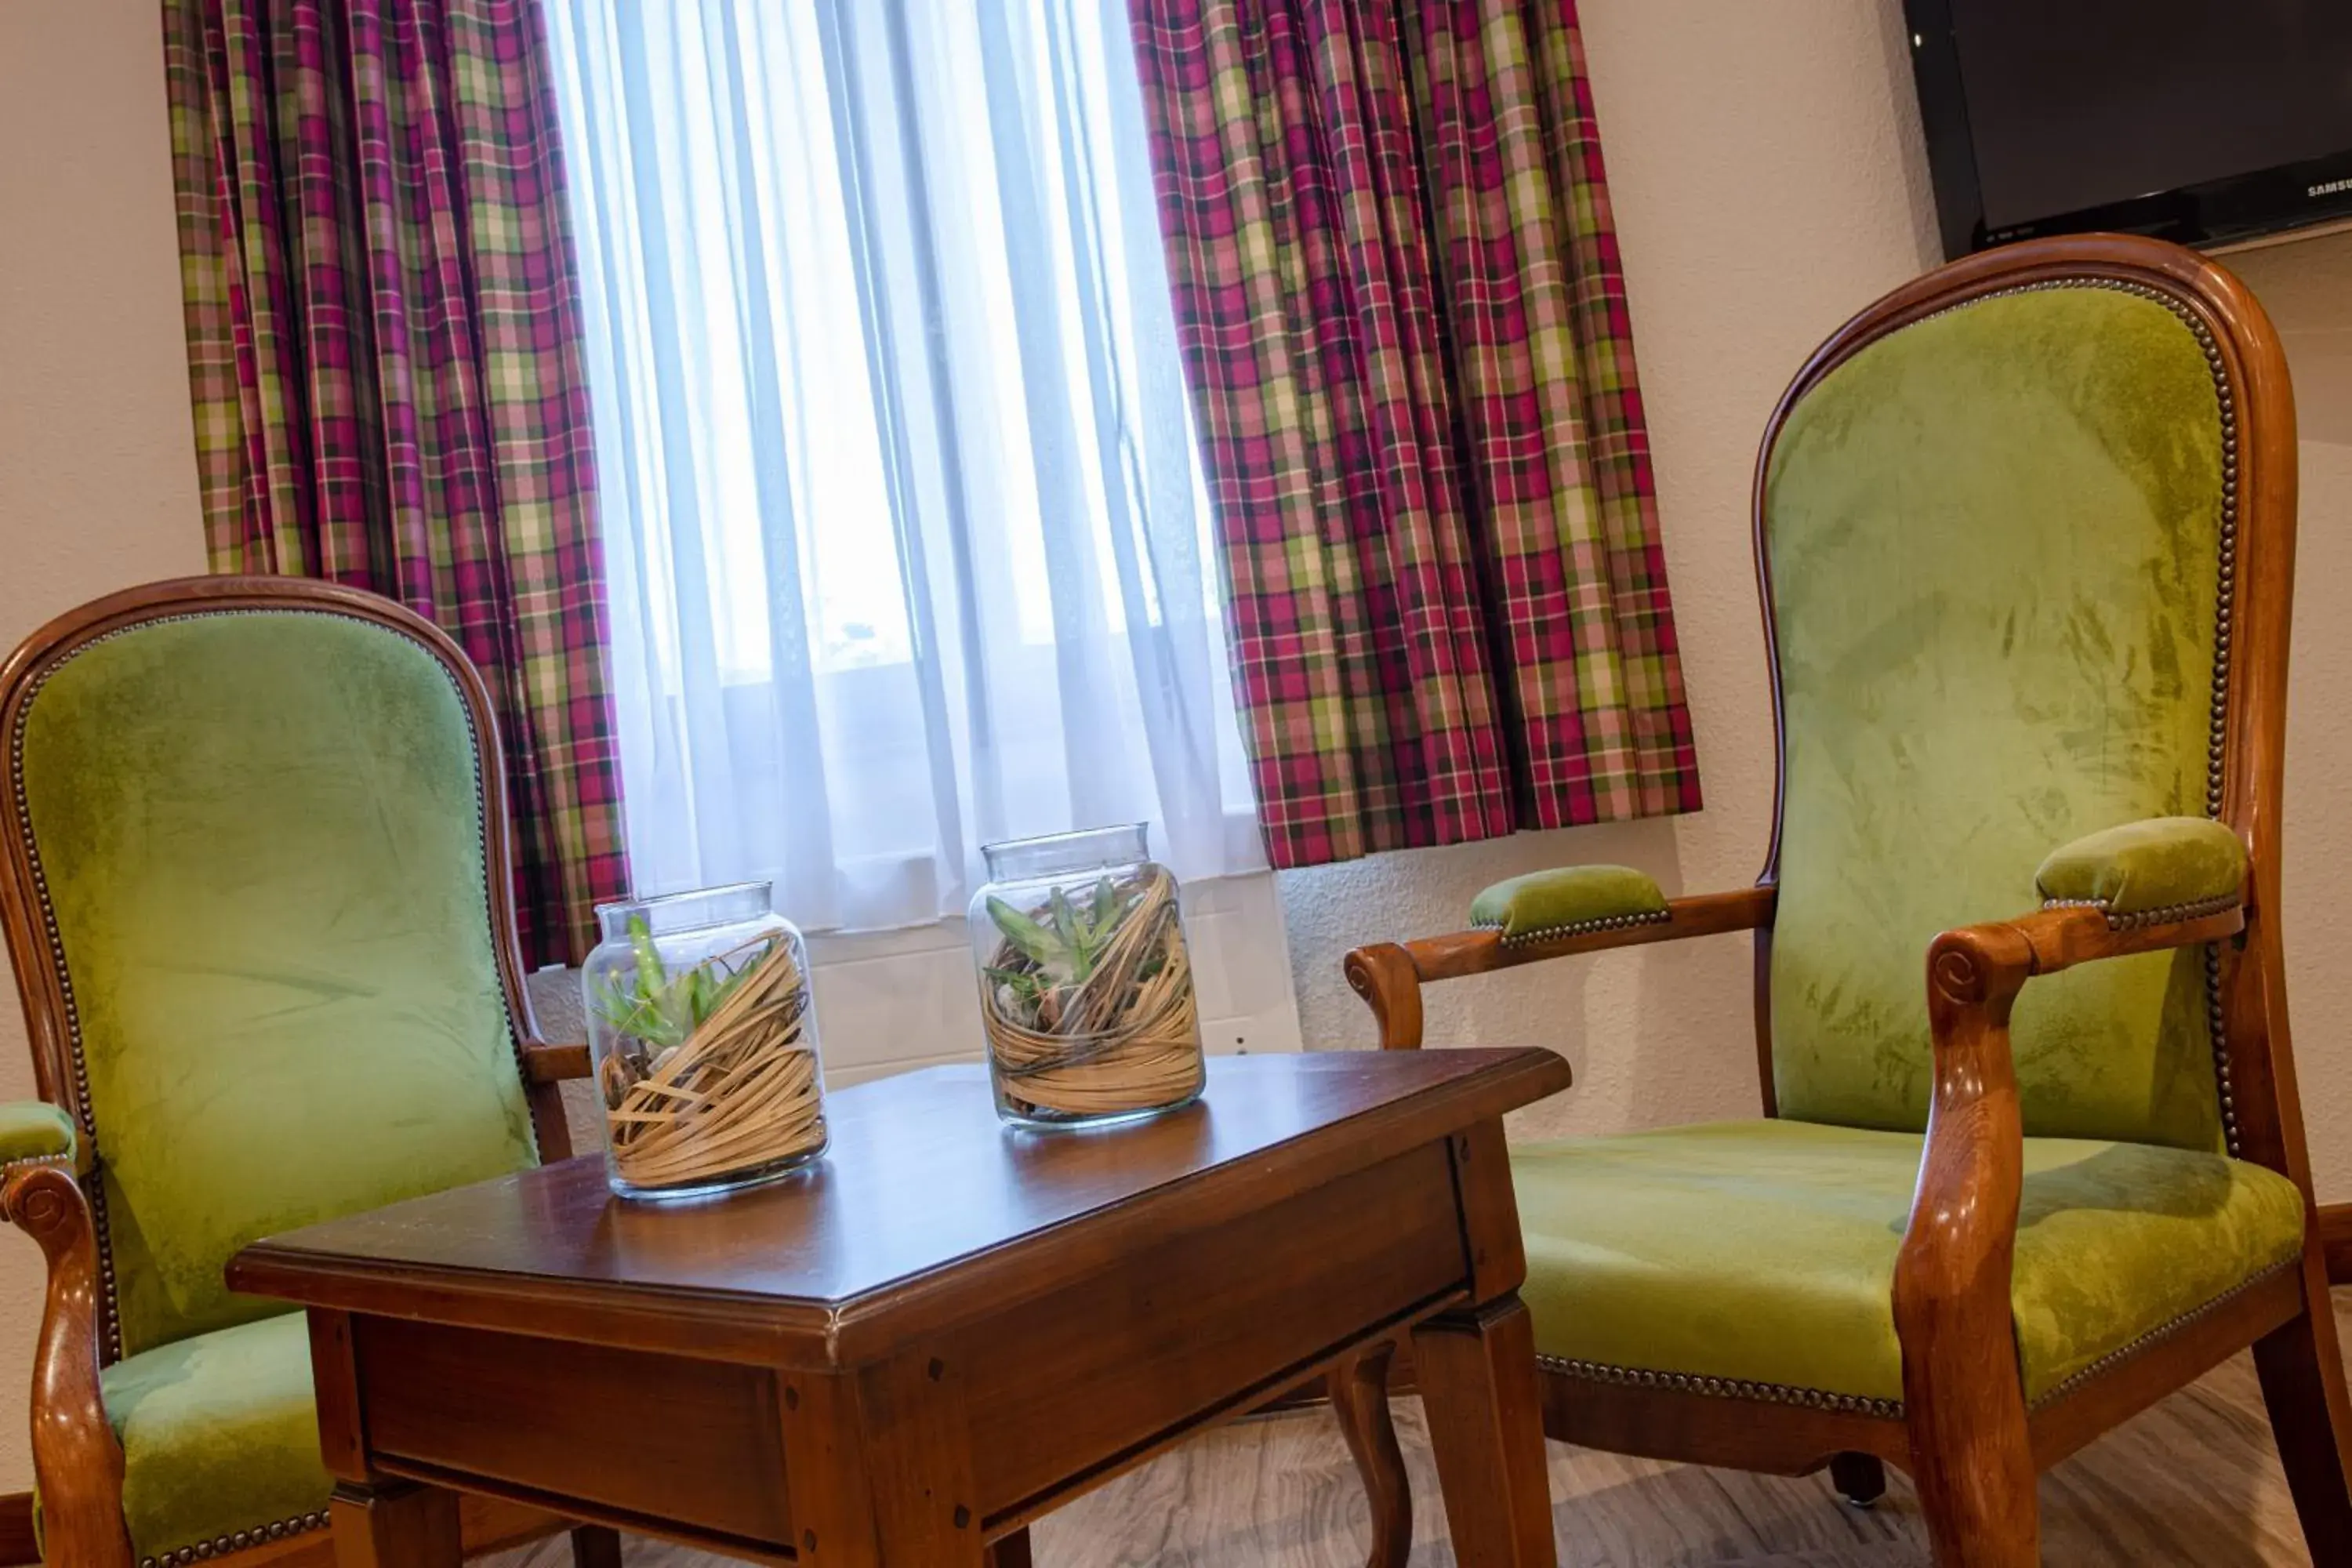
1131,0,1701,867
162,0,626,964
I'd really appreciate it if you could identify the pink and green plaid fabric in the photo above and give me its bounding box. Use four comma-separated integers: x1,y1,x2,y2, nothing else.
162,0,624,965
1130,0,1700,866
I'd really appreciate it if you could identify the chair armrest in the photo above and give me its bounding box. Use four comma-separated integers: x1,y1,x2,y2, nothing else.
1904,897,2245,1254
1468,864,1670,944
2,1163,132,1566
521,1040,593,1084
1343,884,1775,1049
1893,898,2244,1468
0,1099,82,1174
2035,816,2249,925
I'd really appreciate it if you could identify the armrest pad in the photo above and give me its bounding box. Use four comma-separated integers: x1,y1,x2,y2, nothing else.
0,1102,78,1171
1468,865,1668,944
2035,816,2248,920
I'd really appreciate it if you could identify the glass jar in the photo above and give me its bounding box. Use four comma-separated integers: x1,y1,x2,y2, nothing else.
581,881,827,1199
969,824,1206,1129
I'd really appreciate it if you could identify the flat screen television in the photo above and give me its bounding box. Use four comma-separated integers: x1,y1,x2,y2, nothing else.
1904,0,2352,259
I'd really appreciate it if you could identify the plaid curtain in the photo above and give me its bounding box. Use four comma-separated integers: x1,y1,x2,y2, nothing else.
161,0,624,964
1131,0,1700,866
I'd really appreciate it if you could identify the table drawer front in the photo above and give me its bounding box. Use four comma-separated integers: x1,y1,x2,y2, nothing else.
964,1138,1467,1515
354,1316,793,1549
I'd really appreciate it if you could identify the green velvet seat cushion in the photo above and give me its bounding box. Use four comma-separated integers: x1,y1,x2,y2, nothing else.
2037,817,2248,916
1762,285,2231,1149
0,1101,75,1167
16,612,540,1356
1468,866,1667,942
100,1311,329,1562
1512,1119,2305,1406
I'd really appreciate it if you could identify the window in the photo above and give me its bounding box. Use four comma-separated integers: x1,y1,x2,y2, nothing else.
547,0,1298,1069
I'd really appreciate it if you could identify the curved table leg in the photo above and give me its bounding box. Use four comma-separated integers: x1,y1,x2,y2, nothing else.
1330,1343,1412,1568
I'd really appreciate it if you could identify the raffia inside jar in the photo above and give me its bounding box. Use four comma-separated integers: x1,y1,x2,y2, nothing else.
600,934,826,1189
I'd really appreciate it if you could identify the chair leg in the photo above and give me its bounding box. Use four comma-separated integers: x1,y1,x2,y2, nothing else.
2253,1257,2352,1561
568,1523,625,1567
1330,1342,1412,1568
1828,1452,1886,1509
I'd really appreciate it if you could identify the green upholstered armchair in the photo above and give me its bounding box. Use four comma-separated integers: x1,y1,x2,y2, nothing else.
1345,235,2352,1566
0,579,620,1568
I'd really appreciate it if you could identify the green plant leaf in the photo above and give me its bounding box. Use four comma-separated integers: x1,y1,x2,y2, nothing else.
1050,887,1083,952
627,916,666,988
987,895,1063,966
590,922,791,1052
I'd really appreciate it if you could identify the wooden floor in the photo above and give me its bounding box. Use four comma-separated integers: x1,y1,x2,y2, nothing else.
490,1297,2352,1567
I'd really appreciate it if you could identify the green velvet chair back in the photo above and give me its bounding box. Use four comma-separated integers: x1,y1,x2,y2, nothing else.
0,581,545,1361
1761,276,2241,1151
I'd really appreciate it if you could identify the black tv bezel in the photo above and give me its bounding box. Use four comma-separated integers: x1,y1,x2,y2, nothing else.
1903,0,2352,260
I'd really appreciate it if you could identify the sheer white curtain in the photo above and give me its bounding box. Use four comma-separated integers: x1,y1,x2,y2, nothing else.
546,0,1262,931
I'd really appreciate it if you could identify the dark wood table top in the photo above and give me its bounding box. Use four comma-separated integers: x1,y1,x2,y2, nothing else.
229,1048,1568,1367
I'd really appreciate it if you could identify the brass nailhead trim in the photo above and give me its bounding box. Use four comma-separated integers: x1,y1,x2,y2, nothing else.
11,634,114,1358
1926,277,2241,1155
143,1508,328,1567
9,608,539,1361
89,1180,121,1363
1541,1258,2296,1430
2196,271,2243,1156
1473,907,1674,949
2027,1257,2299,1414
1536,1353,1904,1421
2208,945,2238,1151
2039,891,2243,932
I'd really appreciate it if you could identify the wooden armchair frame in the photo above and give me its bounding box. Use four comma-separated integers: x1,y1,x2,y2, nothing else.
1342,236,2352,1566
0,578,622,1568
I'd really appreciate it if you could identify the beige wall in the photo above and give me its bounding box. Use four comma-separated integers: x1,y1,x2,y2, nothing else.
1280,0,2352,1200
0,0,2350,1506
0,0,205,1493
2230,236,2352,1194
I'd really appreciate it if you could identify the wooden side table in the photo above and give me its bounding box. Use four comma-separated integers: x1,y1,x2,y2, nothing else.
230,1050,1572,1566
